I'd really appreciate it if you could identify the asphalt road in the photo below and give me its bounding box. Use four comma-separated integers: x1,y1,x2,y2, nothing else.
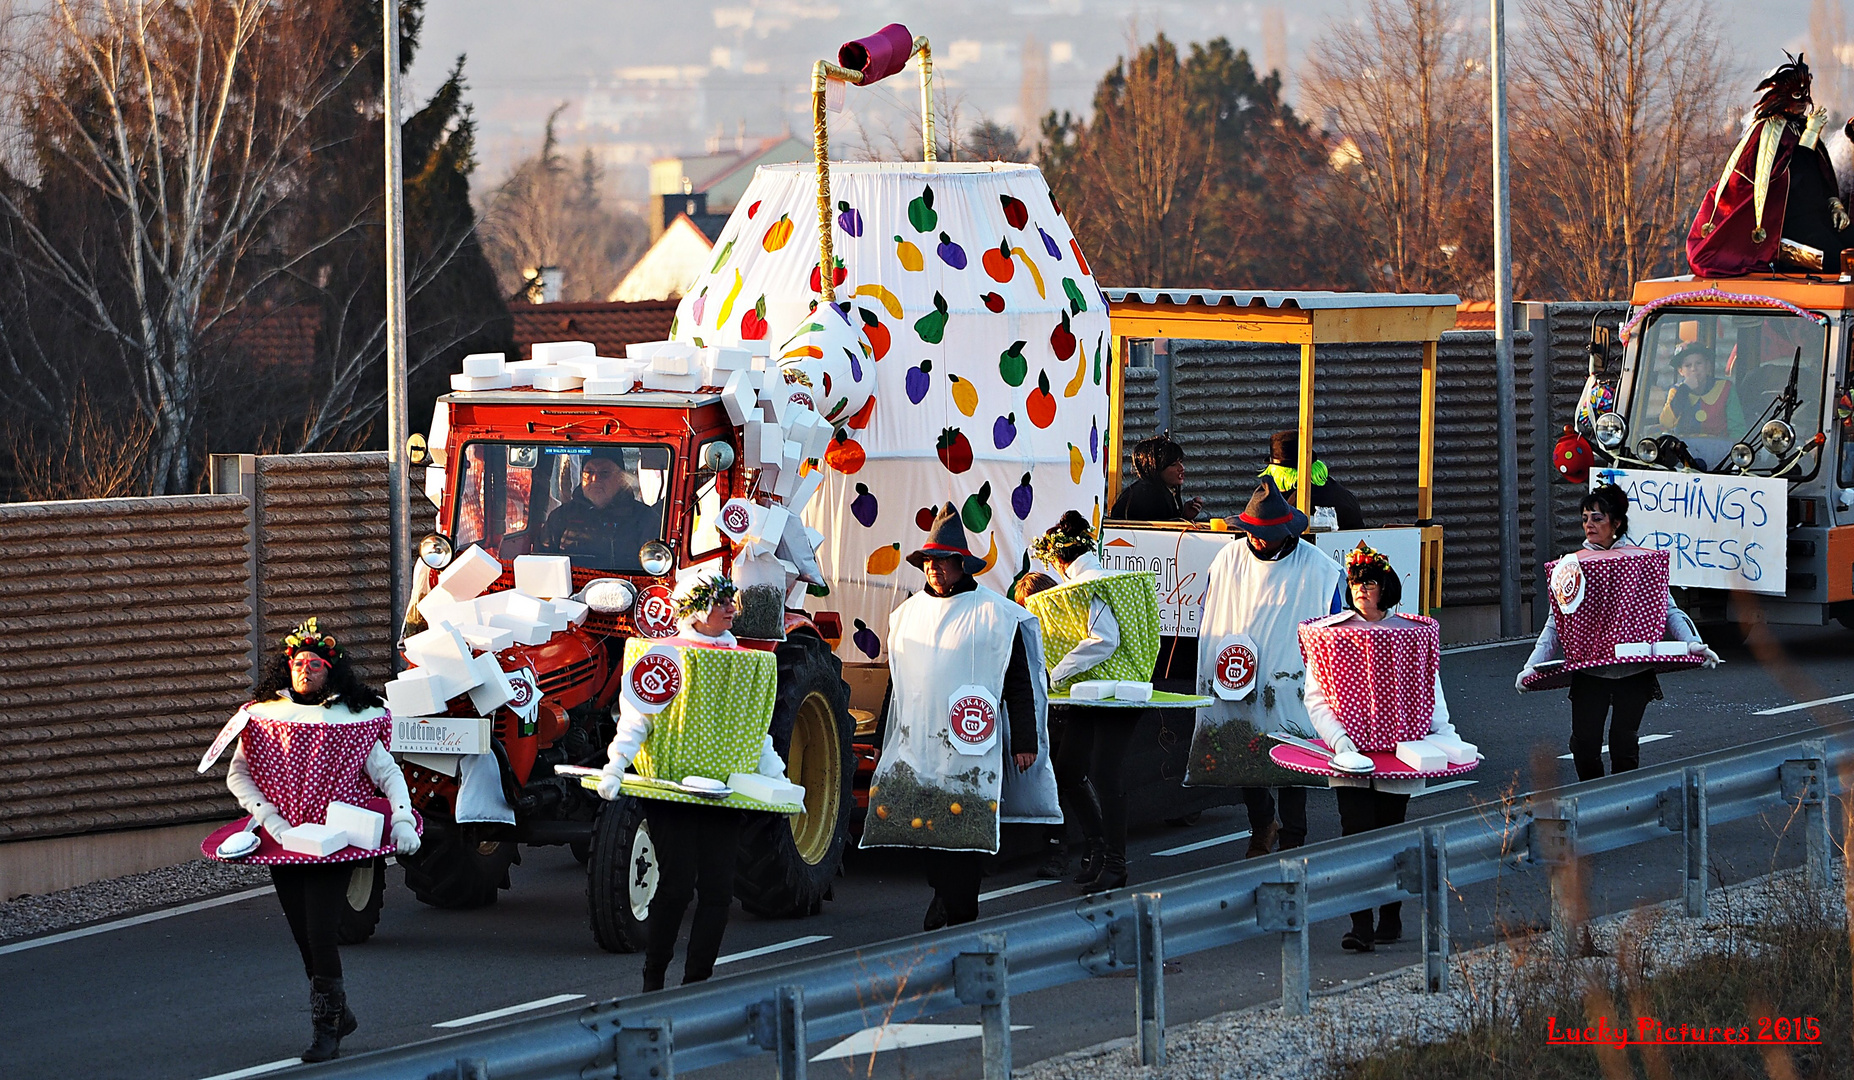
3,622,1850,1080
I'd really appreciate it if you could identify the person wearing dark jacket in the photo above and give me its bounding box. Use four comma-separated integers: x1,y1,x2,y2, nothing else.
1262,430,1365,530
538,448,652,570
1110,433,1204,522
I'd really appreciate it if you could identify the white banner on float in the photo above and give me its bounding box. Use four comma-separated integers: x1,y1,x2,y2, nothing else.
1591,468,1786,594
1098,526,1233,636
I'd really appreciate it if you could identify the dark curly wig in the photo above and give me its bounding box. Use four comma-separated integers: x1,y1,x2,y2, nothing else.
255,650,385,709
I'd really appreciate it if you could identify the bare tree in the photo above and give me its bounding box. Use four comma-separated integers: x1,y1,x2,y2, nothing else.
0,0,351,494
1510,0,1731,298
478,107,648,302
1303,0,1490,293
1810,0,1851,122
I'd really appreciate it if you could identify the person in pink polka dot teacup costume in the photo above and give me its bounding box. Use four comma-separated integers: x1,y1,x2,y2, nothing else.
1299,544,1459,954
215,619,418,1063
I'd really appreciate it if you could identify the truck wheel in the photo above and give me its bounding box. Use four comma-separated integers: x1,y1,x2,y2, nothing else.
586,796,653,953
336,857,386,944
735,632,854,918
399,816,517,909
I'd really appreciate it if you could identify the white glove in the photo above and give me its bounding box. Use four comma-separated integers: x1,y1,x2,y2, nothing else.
1700,647,1722,669
596,768,625,802
260,811,289,844
1329,733,1359,756
391,820,421,855
1832,198,1852,232
1803,105,1829,148
1516,667,1535,693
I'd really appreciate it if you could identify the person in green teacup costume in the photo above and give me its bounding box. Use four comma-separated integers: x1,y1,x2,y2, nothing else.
1024,511,1162,892
595,567,792,991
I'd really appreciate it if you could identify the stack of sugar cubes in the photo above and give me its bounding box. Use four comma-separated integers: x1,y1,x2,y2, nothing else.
1393,734,1479,772
1067,680,1156,702
386,547,589,722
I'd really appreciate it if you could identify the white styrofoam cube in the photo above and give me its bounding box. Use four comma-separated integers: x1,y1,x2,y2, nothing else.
471,591,513,618
555,597,590,627
506,359,550,387
753,462,780,499
461,352,506,376
1613,642,1654,659
456,622,515,652
436,546,503,601
649,342,696,372
755,422,783,466
802,417,834,462
786,578,809,607
1652,641,1694,657
280,822,348,857
393,715,493,756
468,653,516,713
325,800,385,850
1395,740,1447,772
699,346,750,385
722,371,757,425
414,585,463,625
582,377,634,395
504,591,555,625
514,554,574,598
625,340,667,361
403,622,476,685
1425,734,1479,766
787,468,825,515
487,613,550,646
773,448,805,500
450,372,514,392
384,669,449,717
400,751,461,777
1112,682,1154,702
1069,680,1115,700
759,391,790,426
531,370,585,392
749,505,789,555
727,773,805,806
531,340,595,364
424,466,446,505
641,367,704,393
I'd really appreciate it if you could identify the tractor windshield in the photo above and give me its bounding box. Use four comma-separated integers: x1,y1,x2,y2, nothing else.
451,442,672,573
1624,308,1829,474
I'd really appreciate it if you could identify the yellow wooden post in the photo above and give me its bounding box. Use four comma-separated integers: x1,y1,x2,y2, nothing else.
1417,339,1438,522
1106,334,1127,506
1296,342,1316,515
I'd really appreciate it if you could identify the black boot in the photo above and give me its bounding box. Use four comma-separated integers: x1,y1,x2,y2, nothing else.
1035,841,1069,880
1071,839,1106,884
1341,910,1375,953
1081,850,1127,894
302,976,355,1063
1375,903,1403,944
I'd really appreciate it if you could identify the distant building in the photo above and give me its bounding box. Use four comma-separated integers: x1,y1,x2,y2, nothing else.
646,134,808,241
609,214,719,303
508,298,680,358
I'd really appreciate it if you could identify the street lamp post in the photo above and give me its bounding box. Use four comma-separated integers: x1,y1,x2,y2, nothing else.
1491,0,1521,637
384,1,411,651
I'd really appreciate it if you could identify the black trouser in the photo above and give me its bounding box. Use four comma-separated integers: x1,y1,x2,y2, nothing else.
921,849,983,926
1241,785,1308,848
1334,786,1411,935
1052,705,1138,854
641,800,742,988
271,864,351,980
1568,671,1658,781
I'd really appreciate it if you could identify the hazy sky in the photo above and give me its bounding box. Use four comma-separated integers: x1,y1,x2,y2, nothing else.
412,0,1820,197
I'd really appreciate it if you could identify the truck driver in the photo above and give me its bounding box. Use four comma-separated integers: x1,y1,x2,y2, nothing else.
537,448,652,570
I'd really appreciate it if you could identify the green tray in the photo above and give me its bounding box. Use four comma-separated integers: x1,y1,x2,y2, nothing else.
1048,689,1213,709
575,773,802,815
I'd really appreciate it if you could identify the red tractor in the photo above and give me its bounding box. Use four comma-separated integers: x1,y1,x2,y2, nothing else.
400,388,855,951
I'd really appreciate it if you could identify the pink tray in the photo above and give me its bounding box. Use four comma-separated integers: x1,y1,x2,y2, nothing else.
201,798,421,866
1269,741,1481,779
1520,652,1705,692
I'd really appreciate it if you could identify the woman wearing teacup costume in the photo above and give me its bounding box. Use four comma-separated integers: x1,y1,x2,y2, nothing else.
595,567,793,991
1024,510,1161,892
204,619,419,1063
1300,545,1457,953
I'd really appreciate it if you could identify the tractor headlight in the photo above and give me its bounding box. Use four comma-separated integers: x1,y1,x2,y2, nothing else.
1760,419,1796,457
1730,442,1757,469
1594,412,1627,450
417,533,455,569
1635,437,1660,463
638,540,675,577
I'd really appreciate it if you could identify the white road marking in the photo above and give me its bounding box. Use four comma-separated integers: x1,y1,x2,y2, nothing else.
978,879,1058,902
1412,779,1479,798
195,1058,300,1080
433,993,586,1028
1153,831,1251,857
1755,692,1854,716
1441,638,1535,655
0,886,274,957
1557,733,1672,760
811,1022,1031,1062
713,934,832,966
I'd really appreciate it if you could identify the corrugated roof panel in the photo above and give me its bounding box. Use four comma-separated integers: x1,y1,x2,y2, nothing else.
1104,288,1461,310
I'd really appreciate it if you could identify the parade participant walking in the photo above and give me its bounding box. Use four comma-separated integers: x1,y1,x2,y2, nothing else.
595,567,794,991
1186,481,1346,855
1301,545,1459,951
1024,511,1162,892
203,619,419,1063
1518,485,1719,780
1110,433,1205,522
862,504,1058,929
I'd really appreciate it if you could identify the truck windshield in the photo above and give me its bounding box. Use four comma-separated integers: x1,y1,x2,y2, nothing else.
1625,309,1828,473
452,442,672,573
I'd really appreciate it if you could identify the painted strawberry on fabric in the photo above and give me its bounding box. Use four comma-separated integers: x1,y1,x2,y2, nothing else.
937,427,973,473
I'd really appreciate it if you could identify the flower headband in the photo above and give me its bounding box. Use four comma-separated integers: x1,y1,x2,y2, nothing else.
283,617,343,662
1345,542,1391,577
1030,520,1095,567
674,575,738,618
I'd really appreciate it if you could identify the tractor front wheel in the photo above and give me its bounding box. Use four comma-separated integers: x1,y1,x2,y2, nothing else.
586,795,654,953
399,815,517,909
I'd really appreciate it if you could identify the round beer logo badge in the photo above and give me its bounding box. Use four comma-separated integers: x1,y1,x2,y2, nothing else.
721,502,751,535
627,651,683,709
949,694,997,746
507,670,536,710
1216,640,1257,694
1551,557,1586,615
634,584,678,638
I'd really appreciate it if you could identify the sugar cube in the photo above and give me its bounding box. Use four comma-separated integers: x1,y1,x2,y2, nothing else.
468,653,515,713
384,669,449,717
436,545,503,601
1652,641,1694,657
1424,734,1479,766
1395,740,1447,772
402,622,476,685
1112,682,1154,702
504,591,555,625
530,340,595,364
554,597,590,627
1069,680,1115,700
450,372,513,391
786,578,809,607
487,613,550,646
530,369,585,392
722,371,757,425
324,800,385,850
471,591,513,618
461,352,506,376
456,622,514,652
1613,642,1654,658
700,346,750,385
506,360,550,388
514,554,574,598
787,468,825,515
625,341,667,361
280,822,349,857
414,585,463,625
582,377,633,395
649,344,695,373
727,773,806,806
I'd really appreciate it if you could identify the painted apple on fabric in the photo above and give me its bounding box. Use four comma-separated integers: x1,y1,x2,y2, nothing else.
1027,371,1057,429
740,298,769,340
858,308,890,360
962,482,993,533
1012,473,1034,520
908,186,937,232
906,360,932,404
851,483,878,527
999,341,1028,387
937,233,967,270
981,291,1006,313
983,240,1014,283
1050,312,1076,362
916,506,937,532
825,430,866,474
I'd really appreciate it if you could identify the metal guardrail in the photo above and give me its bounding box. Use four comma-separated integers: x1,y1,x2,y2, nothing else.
311,721,1851,1080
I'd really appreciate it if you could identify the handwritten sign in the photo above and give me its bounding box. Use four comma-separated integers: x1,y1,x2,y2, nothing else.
1592,468,1786,594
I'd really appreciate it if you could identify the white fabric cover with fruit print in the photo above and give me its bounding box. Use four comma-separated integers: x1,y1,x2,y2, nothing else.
670,162,1113,664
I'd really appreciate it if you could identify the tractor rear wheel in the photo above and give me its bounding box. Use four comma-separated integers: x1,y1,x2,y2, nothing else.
734,632,853,918
399,816,517,909
586,795,653,953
